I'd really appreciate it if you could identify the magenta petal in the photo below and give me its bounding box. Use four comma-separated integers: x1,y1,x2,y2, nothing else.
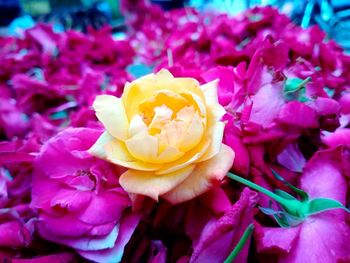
190,188,258,263
50,189,92,212
35,128,101,179
277,101,318,128
11,253,77,263
300,147,347,203
0,221,31,248
38,213,92,237
199,187,231,215
78,212,141,263
249,83,285,128
224,124,250,175
255,223,301,254
44,225,119,251
279,213,350,263
201,66,234,106
309,97,340,116
78,192,130,225
322,128,350,148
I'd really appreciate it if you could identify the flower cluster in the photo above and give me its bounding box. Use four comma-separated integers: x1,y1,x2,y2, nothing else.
1,2,350,263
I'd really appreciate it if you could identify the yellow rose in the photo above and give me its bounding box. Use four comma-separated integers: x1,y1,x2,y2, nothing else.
89,69,234,204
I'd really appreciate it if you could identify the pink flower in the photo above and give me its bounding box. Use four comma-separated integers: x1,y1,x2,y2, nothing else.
190,188,258,263
31,128,140,262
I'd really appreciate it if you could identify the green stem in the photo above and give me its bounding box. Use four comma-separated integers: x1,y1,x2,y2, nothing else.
227,172,291,208
224,224,254,263
296,77,311,90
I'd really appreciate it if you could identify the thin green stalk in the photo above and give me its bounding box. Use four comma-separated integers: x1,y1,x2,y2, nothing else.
227,172,291,208
224,224,254,263
295,77,311,90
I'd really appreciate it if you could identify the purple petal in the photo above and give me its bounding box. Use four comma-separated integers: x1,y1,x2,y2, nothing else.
277,143,306,173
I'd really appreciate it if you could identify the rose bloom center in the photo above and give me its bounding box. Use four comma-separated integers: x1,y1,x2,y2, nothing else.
124,90,206,164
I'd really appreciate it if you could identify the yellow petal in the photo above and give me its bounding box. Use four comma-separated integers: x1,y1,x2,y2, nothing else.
122,71,175,120
93,95,129,140
179,112,205,152
162,144,235,204
164,77,204,101
105,137,162,171
122,81,155,120
119,165,194,201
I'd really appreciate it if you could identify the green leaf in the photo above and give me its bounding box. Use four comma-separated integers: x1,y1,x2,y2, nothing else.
271,169,309,201
224,224,254,263
307,198,350,216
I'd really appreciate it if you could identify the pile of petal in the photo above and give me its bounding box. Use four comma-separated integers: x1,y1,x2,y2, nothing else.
1,2,350,263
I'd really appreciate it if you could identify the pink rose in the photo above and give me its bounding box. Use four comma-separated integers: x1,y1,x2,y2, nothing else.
31,128,140,263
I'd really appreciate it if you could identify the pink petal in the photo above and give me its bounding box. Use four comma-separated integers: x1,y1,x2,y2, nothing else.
277,101,318,128
322,128,350,148
0,221,31,248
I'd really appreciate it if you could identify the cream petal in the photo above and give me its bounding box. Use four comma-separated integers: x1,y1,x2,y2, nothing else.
119,165,194,201
201,80,226,120
162,144,235,204
129,114,148,138
125,132,159,163
200,79,219,105
156,138,211,175
158,120,187,150
176,106,195,123
88,131,113,159
157,146,184,163
155,68,174,79
179,112,205,152
105,137,162,171
93,95,129,141
197,121,225,162
148,105,173,132
180,91,206,118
